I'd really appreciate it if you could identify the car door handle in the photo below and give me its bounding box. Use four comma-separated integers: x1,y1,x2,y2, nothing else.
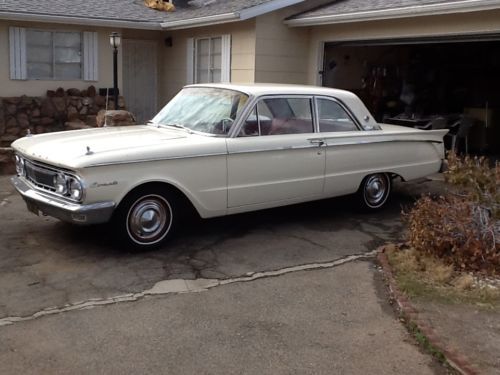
309,139,325,146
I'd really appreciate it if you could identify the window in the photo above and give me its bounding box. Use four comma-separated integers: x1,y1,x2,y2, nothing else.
317,98,358,132
239,97,314,136
195,37,221,83
9,27,98,81
187,35,230,84
27,30,82,80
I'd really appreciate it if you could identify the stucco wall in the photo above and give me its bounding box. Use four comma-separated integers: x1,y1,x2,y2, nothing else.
0,20,124,97
159,20,256,104
307,9,500,85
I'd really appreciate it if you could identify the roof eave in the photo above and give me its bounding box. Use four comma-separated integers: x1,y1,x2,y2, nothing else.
0,11,162,30
161,0,305,30
161,12,240,30
285,0,500,27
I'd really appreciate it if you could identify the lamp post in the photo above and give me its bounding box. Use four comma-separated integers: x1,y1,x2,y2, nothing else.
109,32,121,110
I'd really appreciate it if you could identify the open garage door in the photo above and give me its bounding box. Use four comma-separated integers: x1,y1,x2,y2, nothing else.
321,35,500,155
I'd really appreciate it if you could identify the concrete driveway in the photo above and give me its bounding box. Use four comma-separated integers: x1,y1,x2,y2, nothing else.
0,175,446,374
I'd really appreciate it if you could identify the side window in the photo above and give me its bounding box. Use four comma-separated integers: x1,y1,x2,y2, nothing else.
317,99,358,132
261,98,314,135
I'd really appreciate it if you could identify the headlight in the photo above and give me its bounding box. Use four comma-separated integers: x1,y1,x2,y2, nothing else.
15,155,25,176
69,178,83,201
54,173,68,195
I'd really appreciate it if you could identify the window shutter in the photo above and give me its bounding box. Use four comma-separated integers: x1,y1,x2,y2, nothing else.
221,34,231,82
186,38,194,84
9,27,27,80
83,31,98,81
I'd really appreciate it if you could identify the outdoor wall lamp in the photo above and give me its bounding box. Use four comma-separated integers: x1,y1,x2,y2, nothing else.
109,32,121,109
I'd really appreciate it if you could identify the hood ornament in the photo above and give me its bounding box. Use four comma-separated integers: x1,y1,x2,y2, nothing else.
26,129,32,137
86,146,94,155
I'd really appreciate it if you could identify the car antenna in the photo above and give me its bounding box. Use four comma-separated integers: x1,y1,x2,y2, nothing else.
104,88,109,127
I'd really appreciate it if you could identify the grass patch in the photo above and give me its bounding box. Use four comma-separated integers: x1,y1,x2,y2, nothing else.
386,245,500,308
405,320,450,368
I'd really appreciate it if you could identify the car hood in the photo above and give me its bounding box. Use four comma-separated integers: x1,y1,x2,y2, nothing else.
12,125,227,170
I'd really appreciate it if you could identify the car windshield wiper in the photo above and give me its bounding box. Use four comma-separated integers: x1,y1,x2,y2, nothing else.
160,123,193,133
146,120,160,127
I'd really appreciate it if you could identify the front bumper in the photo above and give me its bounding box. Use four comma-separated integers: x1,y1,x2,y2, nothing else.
11,176,115,225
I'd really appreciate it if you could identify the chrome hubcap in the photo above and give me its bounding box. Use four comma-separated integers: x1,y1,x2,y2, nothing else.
364,174,388,207
127,195,171,244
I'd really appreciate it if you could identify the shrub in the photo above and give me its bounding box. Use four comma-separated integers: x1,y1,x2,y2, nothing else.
445,152,499,219
405,152,499,274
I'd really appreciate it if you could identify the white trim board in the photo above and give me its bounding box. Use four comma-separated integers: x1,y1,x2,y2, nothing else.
286,0,500,27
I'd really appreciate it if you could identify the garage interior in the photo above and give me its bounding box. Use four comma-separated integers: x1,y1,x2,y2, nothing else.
322,37,500,156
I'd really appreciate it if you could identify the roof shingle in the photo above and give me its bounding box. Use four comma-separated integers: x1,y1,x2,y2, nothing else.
0,0,277,26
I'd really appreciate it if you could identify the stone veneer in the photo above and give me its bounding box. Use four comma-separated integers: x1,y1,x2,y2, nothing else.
0,86,136,174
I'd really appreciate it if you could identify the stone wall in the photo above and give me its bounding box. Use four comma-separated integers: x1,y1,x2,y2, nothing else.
0,85,135,174
0,85,126,147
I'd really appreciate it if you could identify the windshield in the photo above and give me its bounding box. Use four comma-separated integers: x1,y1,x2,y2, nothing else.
151,87,249,135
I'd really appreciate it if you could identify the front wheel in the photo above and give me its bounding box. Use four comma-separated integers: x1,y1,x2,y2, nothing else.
113,187,179,250
357,173,391,210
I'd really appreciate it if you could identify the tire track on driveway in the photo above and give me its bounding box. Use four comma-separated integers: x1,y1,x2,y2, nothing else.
0,249,378,327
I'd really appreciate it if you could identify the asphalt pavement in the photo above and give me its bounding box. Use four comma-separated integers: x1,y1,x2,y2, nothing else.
0,175,447,374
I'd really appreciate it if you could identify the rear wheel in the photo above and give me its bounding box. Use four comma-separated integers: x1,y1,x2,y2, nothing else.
357,173,391,210
113,187,179,250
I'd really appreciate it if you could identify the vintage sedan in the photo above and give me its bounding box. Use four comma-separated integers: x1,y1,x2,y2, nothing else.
11,84,447,249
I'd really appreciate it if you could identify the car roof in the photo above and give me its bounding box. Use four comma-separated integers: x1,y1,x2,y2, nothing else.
185,83,360,100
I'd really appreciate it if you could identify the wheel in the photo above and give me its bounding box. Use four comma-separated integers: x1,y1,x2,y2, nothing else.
357,173,391,210
113,187,179,250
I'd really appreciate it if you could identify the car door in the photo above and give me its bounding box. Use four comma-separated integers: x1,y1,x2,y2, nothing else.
226,96,325,208
313,96,370,197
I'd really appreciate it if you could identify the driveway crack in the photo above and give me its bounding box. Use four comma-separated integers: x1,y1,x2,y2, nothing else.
0,249,378,328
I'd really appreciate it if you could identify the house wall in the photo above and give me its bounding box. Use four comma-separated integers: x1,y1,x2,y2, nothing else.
159,20,256,104
254,8,309,84
307,9,500,85
0,20,122,97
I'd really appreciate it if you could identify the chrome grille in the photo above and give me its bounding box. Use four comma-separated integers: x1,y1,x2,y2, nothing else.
24,160,57,192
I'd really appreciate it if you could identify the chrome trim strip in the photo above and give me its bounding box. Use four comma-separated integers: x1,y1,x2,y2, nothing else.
85,152,228,168
230,145,320,155
230,137,442,155
322,138,443,146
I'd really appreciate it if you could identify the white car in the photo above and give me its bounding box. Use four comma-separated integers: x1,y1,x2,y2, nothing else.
11,84,447,249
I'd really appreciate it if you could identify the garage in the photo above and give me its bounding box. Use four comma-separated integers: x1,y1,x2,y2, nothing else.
321,36,500,155
285,0,500,156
